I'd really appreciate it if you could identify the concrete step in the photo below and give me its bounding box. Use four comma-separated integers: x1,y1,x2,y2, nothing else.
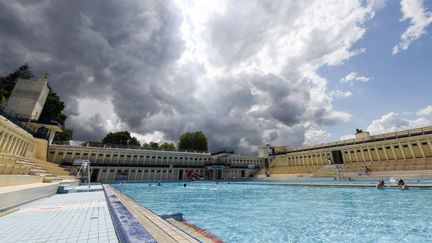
42,176,63,183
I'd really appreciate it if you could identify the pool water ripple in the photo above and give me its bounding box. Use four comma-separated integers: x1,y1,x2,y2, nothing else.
114,182,432,242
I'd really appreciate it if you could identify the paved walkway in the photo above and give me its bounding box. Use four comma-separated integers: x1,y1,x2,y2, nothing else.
0,191,118,243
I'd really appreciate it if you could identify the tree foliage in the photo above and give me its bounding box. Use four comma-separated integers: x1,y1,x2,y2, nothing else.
102,131,140,146
53,128,74,142
159,142,176,151
39,87,67,125
0,64,33,103
1,64,73,141
142,142,159,150
81,141,104,147
178,131,208,152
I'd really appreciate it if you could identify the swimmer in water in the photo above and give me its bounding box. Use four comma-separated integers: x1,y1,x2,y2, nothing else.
376,179,385,189
398,178,408,190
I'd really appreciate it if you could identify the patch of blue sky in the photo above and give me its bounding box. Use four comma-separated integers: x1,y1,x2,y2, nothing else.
318,1,432,141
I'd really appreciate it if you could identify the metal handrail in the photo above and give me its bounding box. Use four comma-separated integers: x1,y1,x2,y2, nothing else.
51,141,209,153
0,103,34,134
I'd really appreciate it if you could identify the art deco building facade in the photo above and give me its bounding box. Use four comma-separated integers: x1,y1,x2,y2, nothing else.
266,126,432,175
47,145,264,182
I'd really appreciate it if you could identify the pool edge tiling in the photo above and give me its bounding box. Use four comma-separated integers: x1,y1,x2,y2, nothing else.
103,185,157,243
105,184,203,243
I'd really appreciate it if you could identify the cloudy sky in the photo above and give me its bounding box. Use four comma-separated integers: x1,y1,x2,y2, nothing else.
1,0,432,154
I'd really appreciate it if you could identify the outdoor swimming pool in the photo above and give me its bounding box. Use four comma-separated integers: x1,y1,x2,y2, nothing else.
114,181,432,242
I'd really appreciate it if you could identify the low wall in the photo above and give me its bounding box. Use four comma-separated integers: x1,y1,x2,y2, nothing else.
0,183,59,211
0,175,43,187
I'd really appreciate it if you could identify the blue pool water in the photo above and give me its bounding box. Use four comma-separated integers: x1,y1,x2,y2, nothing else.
114,182,432,242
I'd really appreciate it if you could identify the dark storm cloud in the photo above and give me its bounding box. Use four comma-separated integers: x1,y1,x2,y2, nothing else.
0,0,375,153
0,0,185,139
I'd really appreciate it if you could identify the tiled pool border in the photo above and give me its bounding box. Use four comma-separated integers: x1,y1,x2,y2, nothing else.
103,185,157,243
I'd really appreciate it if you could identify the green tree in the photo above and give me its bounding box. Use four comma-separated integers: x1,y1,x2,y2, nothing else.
142,142,158,150
159,142,176,151
81,140,104,147
53,128,74,142
1,64,73,141
149,142,159,150
178,131,208,152
0,63,33,103
102,131,140,146
39,87,67,125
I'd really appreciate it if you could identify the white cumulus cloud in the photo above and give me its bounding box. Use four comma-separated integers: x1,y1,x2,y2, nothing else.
340,72,371,83
329,90,352,99
393,0,432,54
0,0,381,153
417,105,432,116
339,134,356,140
304,129,330,146
366,112,432,134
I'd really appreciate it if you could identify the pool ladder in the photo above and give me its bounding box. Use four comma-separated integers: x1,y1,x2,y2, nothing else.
336,165,343,180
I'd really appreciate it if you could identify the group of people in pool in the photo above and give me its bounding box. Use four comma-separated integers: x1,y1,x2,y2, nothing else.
148,181,163,187
376,178,408,190
148,181,188,187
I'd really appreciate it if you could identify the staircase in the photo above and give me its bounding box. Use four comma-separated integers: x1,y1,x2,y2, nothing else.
313,164,343,178
31,158,74,182
0,152,74,182
255,168,270,178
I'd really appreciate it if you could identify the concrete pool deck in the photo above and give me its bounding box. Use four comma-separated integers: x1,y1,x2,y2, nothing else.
0,182,68,211
0,190,118,243
0,182,219,243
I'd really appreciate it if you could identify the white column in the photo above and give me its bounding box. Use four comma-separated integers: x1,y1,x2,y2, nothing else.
361,149,367,162
399,143,406,160
7,137,16,152
375,147,382,162
382,147,389,160
418,141,426,158
428,140,432,154
18,142,26,156
390,146,397,160
13,139,21,154
11,139,19,154
367,149,373,162
354,149,360,163
1,134,10,151
0,131,6,148
105,168,110,181
347,151,353,163
14,140,23,155
408,143,416,159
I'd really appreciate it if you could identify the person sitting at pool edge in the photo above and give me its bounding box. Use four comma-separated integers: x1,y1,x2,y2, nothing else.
376,179,385,189
398,178,408,190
